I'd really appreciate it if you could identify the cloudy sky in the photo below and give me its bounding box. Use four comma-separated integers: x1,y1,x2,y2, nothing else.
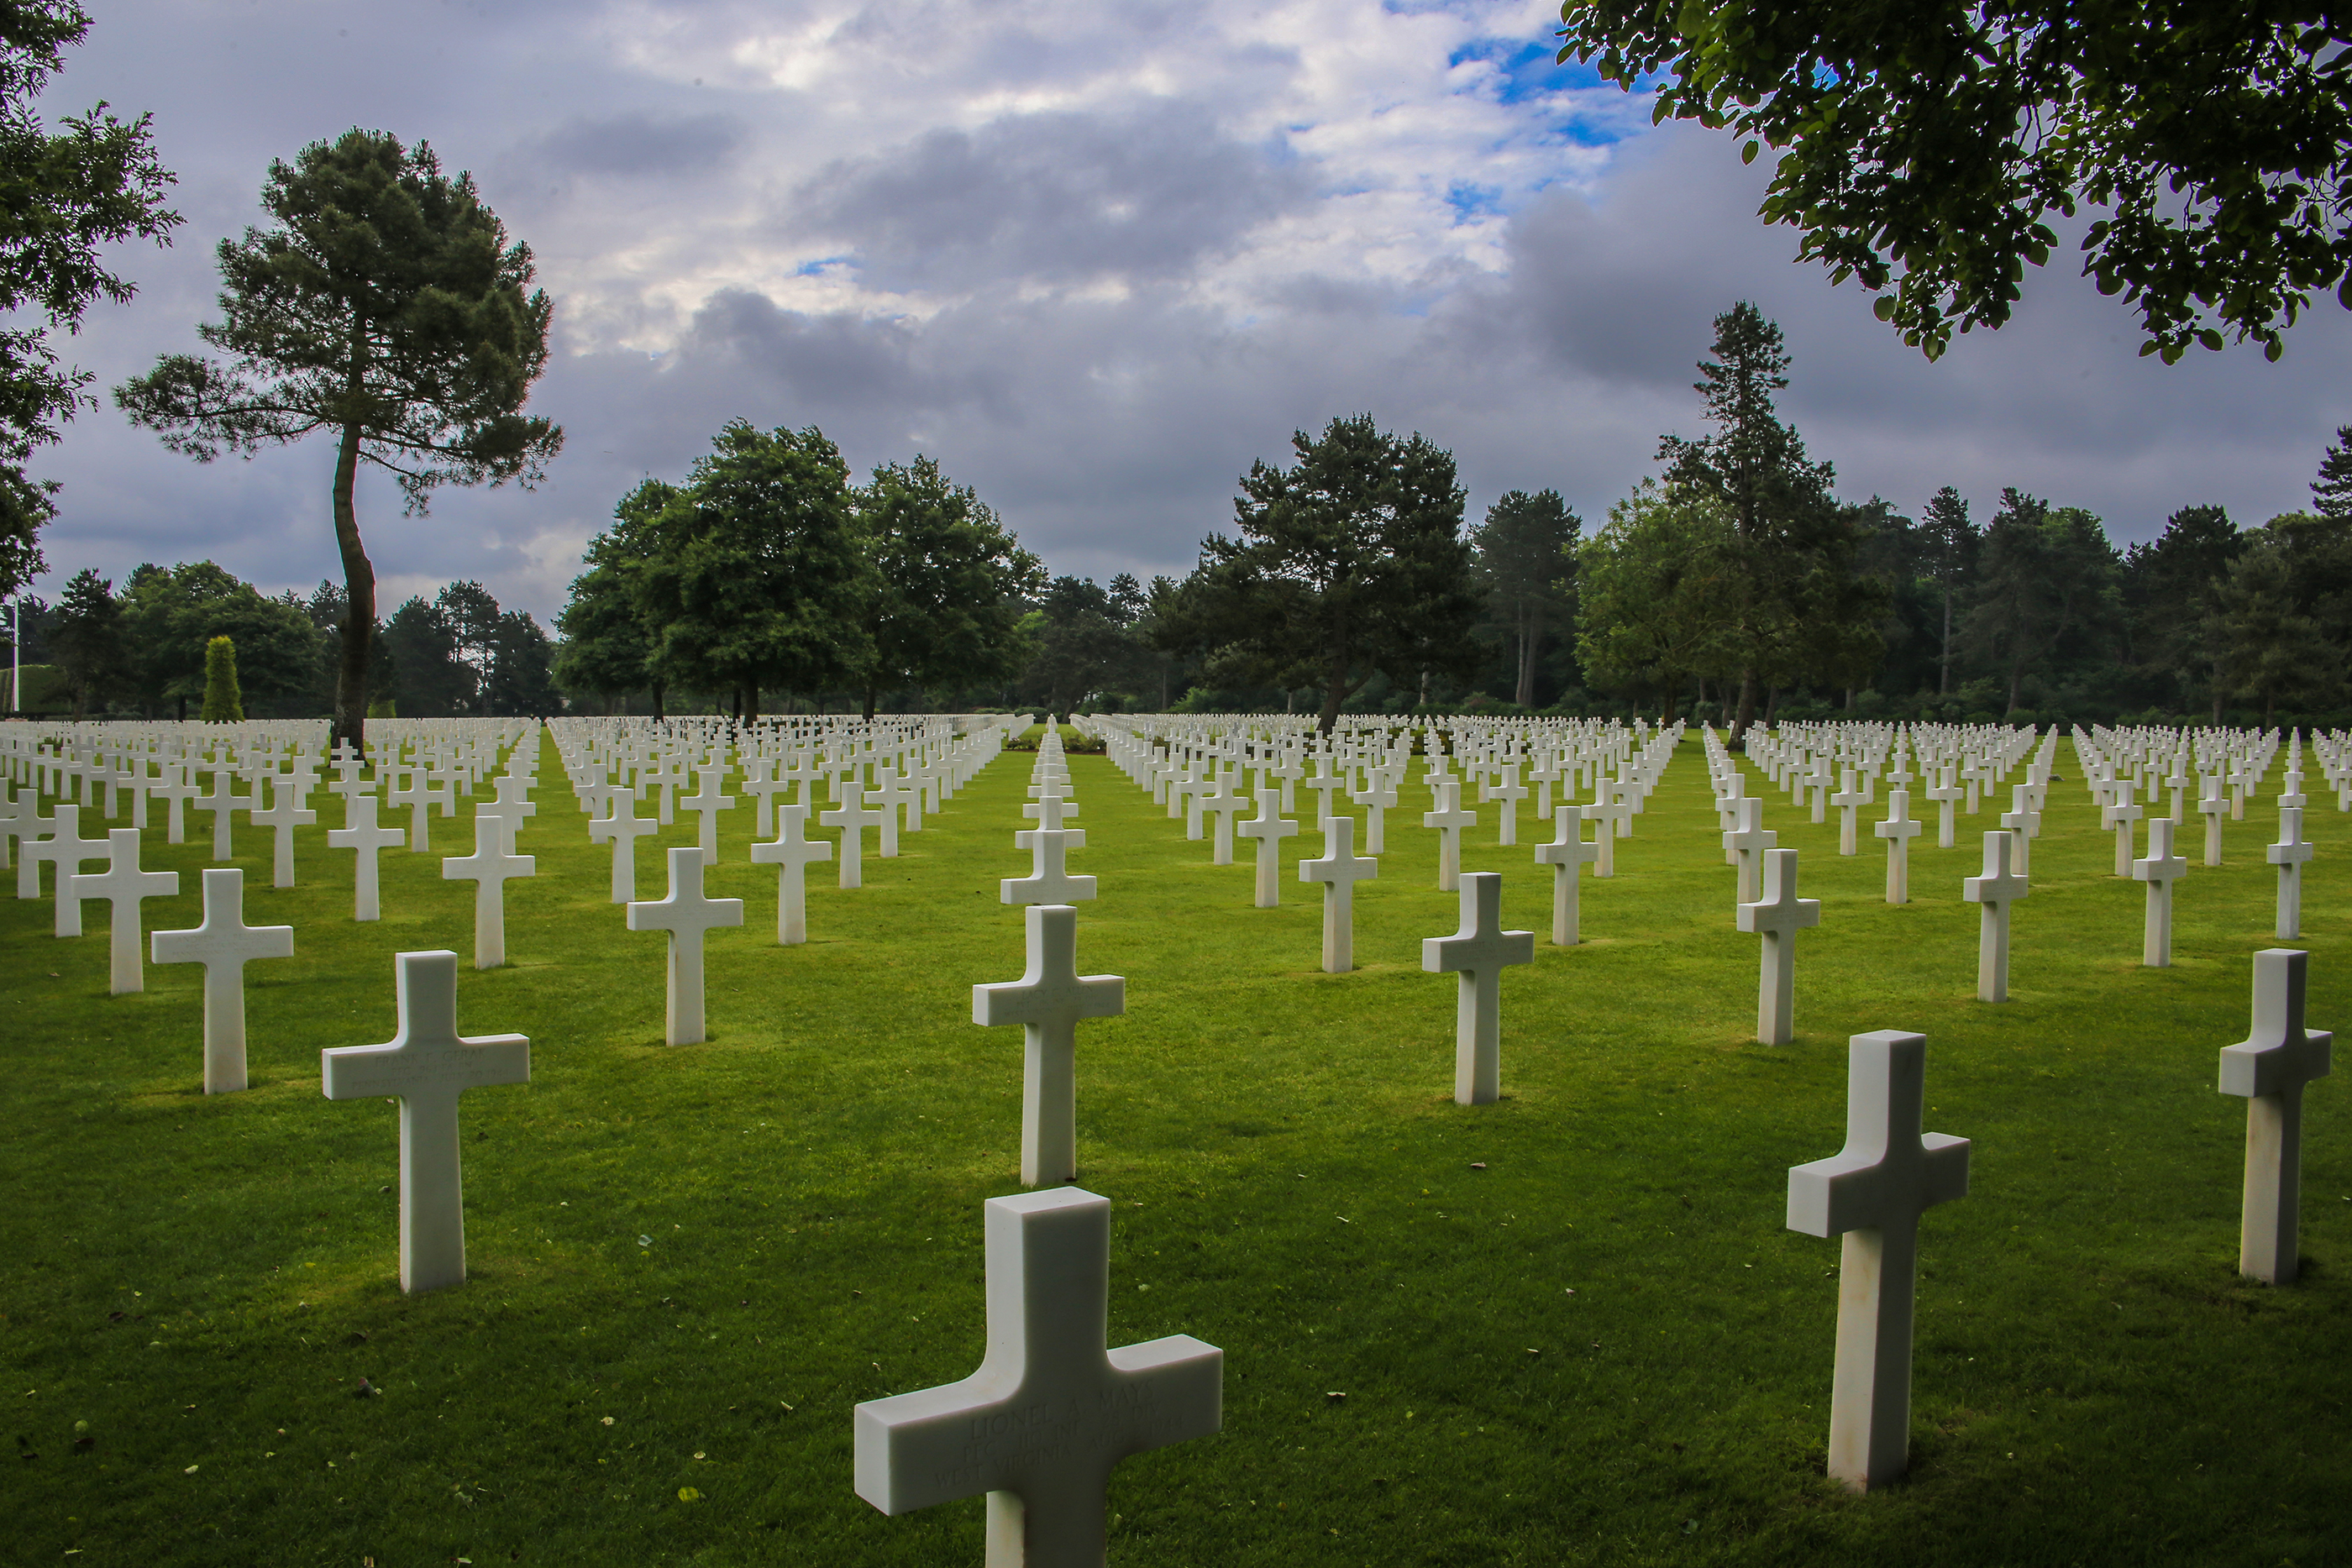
23,0,2352,622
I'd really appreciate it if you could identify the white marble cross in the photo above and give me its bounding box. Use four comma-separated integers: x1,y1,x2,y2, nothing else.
852,1186,1221,1568
2197,774,2228,867
321,949,529,1294
587,791,659,903
2105,781,2145,878
1421,871,1535,1105
974,904,1124,1186
1832,769,1870,856
1535,803,1598,946
476,771,538,853
1003,826,1095,907
69,828,179,994
1961,831,2028,1003
1348,771,1398,852
1021,790,1078,831
822,795,886,889
1483,763,1527,847
31,802,109,937
151,867,293,1093
441,814,535,968
1236,791,1299,907
2131,815,2190,968
684,765,737,859
866,768,913,857
197,769,249,860
390,768,440,853
1723,796,1776,905
627,846,743,1045
1997,786,2037,877
2268,805,2314,941
2218,948,2332,1285
1421,780,1478,892
1200,776,1249,866
752,803,834,943
328,793,406,921
1786,1029,1970,1492
1873,789,1923,905
1737,847,1820,1045
1299,815,1376,972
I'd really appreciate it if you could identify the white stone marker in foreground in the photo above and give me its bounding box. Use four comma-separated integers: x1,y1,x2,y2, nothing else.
853,1186,1221,1568
974,904,1124,1187
1237,791,1299,907
2218,948,2332,1285
1787,1029,1970,1492
1299,815,1376,973
587,792,659,903
627,846,744,1045
328,793,405,920
1736,847,1820,1045
1002,826,1095,907
1422,871,1535,1105
441,813,535,969
2268,806,2314,941
151,868,293,1093
1961,831,2028,1003
322,949,528,1294
752,802,832,943
2131,815,2189,968
69,828,179,994
1535,803,1597,946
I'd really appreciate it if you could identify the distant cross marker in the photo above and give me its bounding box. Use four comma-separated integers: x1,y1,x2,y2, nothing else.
1299,815,1376,972
1421,781,1478,891
1003,826,1095,907
28,802,109,936
821,794,886,889
752,803,834,942
1722,796,1775,905
1873,789,1922,905
1961,831,2029,1003
2268,805,2314,940
2131,815,2190,968
587,791,659,903
852,1186,1221,1568
322,950,529,1294
1736,847,1820,1044
328,793,405,921
974,904,1124,1187
1786,1030,1970,1492
152,868,293,1092
1421,871,1535,1105
441,814,535,969
1199,776,1248,866
1535,803,1598,946
627,846,744,1045
68,828,179,994
1236,791,1299,907
2218,948,2332,1285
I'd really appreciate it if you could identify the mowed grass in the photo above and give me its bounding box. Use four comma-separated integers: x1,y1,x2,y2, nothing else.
3,725,2349,1568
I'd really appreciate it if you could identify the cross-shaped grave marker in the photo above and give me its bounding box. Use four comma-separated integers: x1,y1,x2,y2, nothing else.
1021,790,1078,830
2197,774,2228,866
1832,769,1871,857
29,802,109,937
196,769,249,861
683,765,737,860
1924,767,1962,850
974,904,1124,1186
1786,1029,1970,1492
441,814,535,969
151,868,293,1093
753,802,834,943
1998,785,2039,877
1722,796,1776,905
1535,803,1599,946
1236,791,1299,907
1199,776,1249,866
328,792,406,921
246,775,315,889
322,949,528,1294
587,791,660,903
1421,780,1478,892
2268,805,2315,941
2105,781,2145,878
1348,771,1398,853
1736,847,1820,1045
1421,871,1535,1105
866,768,915,857
852,1186,1221,1568
1873,789,1924,905
2219,948,2332,1285
821,794,886,889
1961,830,2029,1003
1003,825,1095,908
2131,815,2190,968
68,828,179,994
1299,814,1376,972
627,846,743,1045
1483,763,1528,847
476,771,538,854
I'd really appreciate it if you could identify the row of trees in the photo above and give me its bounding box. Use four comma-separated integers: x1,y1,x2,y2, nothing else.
18,564,554,720
552,425,1039,718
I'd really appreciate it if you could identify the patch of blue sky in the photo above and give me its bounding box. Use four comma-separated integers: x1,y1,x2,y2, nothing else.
793,255,853,277
1448,35,1606,101
1446,180,1506,223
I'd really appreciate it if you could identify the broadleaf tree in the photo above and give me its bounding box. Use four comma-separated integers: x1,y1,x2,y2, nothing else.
1162,413,1482,732
0,1,180,597
853,455,1041,718
115,128,560,749
1557,1,2352,363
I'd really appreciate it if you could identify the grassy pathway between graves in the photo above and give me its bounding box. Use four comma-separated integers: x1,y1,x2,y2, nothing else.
3,727,2349,1567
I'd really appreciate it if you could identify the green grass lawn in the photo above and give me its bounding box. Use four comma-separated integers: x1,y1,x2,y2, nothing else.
3,726,2347,1566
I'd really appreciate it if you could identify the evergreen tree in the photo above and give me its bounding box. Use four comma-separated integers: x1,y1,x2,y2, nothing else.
1470,489,1580,707
116,128,561,750
1961,491,2122,713
2313,426,2352,521
200,634,241,721
1919,486,1979,695
48,565,122,717
555,480,669,716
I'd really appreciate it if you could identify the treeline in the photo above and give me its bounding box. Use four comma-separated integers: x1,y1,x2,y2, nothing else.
11,564,554,721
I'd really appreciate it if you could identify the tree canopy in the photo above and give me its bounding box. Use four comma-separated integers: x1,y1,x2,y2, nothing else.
1556,1,2352,362
116,128,559,747
853,455,1042,718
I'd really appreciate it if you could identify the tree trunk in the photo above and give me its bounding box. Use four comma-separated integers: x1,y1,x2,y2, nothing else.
1763,684,1781,728
1515,605,1543,708
1938,586,1953,695
744,684,759,721
2007,659,2024,715
1729,668,1759,747
652,679,665,721
863,680,877,722
329,417,374,755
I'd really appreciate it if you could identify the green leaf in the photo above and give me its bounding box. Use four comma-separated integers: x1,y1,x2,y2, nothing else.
1872,296,1896,322
1741,139,1759,165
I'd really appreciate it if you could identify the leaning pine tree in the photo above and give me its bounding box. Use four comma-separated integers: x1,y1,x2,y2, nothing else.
200,634,241,721
115,128,561,750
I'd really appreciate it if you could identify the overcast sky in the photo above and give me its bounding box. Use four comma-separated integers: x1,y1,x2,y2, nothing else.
23,0,2352,623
